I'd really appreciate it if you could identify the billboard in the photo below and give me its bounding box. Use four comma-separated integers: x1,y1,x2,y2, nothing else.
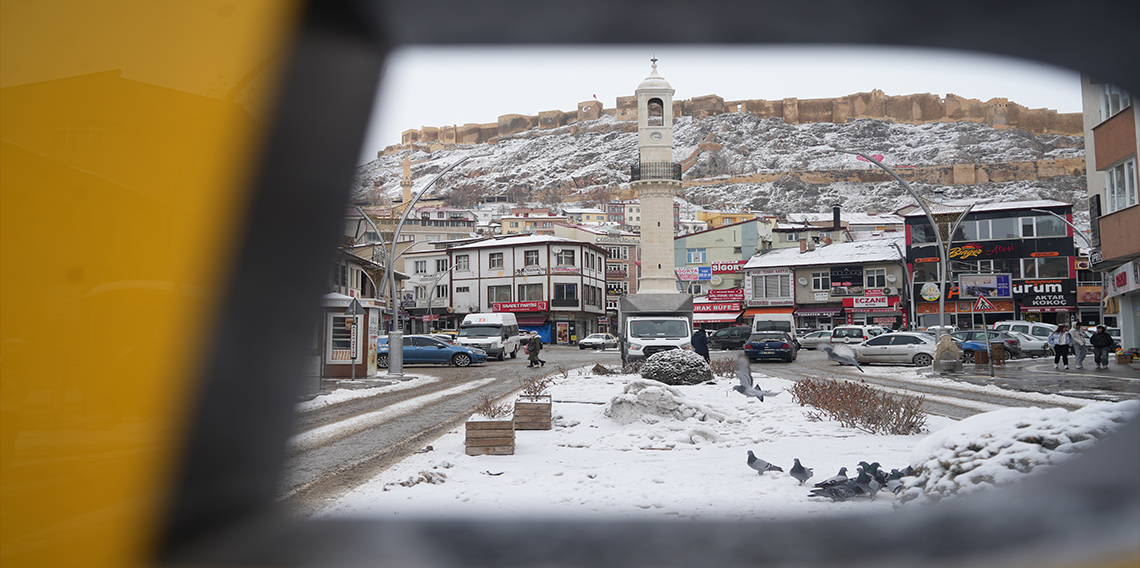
958,273,1012,299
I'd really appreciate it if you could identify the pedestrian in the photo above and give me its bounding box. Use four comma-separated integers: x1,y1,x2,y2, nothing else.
526,332,545,368
1089,325,1115,369
691,328,709,363
1047,325,1071,369
1068,323,1088,369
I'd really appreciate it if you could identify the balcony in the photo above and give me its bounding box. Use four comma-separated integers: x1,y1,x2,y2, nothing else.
630,161,682,182
550,298,579,308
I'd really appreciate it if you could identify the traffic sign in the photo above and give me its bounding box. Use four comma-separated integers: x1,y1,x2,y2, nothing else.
345,297,364,316
974,295,996,311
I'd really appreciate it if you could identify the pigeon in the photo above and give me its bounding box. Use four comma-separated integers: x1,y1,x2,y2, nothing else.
854,467,881,500
821,345,865,373
885,469,905,495
746,450,783,475
789,458,814,485
808,480,861,501
858,461,888,486
733,355,782,401
814,467,848,488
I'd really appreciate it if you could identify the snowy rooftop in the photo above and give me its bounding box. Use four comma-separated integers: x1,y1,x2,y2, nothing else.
902,199,1072,217
447,234,599,250
744,236,905,269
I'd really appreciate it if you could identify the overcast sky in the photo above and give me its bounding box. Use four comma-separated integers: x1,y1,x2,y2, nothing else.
358,45,1082,164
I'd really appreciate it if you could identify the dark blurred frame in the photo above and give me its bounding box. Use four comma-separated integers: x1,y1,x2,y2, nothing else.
162,1,1140,566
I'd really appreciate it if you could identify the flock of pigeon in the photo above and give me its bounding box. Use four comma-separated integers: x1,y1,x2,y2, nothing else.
746,452,916,502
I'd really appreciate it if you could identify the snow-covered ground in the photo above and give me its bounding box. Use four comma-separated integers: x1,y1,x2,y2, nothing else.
311,365,1137,521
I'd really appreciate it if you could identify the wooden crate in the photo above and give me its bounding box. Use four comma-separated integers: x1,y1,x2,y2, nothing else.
514,395,552,430
465,417,515,455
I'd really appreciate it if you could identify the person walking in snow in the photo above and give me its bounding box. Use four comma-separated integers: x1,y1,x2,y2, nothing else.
1090,325,1115,369
691,328,710,363
526,332,545,368
1047,325,1071,369
1068,323,1088,369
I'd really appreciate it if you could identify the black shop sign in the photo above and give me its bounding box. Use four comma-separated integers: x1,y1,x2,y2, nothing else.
1013,279,1076,309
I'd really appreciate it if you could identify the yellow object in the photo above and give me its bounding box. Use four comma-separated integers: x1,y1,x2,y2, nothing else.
1,3,300,567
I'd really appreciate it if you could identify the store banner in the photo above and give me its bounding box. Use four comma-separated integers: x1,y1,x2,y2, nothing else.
694,302,742,312
1013,279,1076,310
1106,260,1140,297
492,301,549,312
707,288,745,301
842,296,901,309
829,266,863,296
908,237,1071,263
711,260,748,274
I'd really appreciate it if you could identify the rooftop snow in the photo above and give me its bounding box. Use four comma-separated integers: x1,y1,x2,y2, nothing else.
744,236,905,269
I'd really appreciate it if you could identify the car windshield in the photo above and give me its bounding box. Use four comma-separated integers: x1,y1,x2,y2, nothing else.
630,320,689,338
585,334,605,340
459,326,500,337
754,321,792,332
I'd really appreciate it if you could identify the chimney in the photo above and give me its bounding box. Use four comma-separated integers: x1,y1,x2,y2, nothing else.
807,238,816,251
832,205,841,230
799,239,808,253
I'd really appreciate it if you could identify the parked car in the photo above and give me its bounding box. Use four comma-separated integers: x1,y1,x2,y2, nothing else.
798,330,833,350
1009,331,1051,357
429,333,456,344
708,325,753,350
915,329,964,350
579,333,618,350
743,331,798,362
853,332,936,366
378,335,487,368
950,329,1022,359
991,320,1057,340
1105,327,1123,351
830,325,887,344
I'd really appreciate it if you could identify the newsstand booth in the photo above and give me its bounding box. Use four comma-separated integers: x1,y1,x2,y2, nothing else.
319,293,383,379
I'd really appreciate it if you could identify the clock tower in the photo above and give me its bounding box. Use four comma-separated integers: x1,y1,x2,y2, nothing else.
631,59,682,293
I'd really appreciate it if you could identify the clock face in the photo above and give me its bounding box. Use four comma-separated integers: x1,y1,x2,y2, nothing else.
649,131,663,142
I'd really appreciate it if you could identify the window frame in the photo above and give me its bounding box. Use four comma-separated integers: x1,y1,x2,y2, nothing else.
488,252,504,269
1106,158,1138,213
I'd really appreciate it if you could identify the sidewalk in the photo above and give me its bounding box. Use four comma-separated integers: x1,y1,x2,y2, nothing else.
960,355,1139,379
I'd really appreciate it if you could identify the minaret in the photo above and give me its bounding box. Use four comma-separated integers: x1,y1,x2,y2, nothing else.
400,153,413,206
631,58,682,293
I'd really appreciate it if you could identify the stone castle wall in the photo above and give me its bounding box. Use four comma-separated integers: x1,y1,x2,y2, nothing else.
388,89,1082,155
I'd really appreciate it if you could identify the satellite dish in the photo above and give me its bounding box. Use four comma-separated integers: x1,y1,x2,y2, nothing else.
886,274,897,283
797,277,808,286
551,246,562,254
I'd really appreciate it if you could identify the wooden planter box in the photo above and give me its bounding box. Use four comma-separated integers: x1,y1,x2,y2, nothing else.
465,416,515,456
514,395,552,430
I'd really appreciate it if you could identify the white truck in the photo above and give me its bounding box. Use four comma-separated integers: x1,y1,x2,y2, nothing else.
617,293,694,365
456,313,521,361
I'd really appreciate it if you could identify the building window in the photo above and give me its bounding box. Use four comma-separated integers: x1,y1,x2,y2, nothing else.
865,268,886,289
437,212,445,218
489,252,504,269
733,246,742,254
785,233,798,242
556,249,575,266
811,271,830,290
1023,257,1069,279
1106,159,1138,213
487,285,511,305
415,286,428,300
1102,83,1132,120
455,255,470,270
509,221,518,228
455,286,470,293
554,283,578,300
435,258,449,272
607,246,628,260
752,274,791,299
688,283,704,295
435,285,448,298
414,260,427,274
518,283,543,301
524,250,540,266
687,248,706,264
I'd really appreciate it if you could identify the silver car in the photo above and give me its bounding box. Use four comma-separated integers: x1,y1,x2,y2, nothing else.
579,333,618,350
853,332,936,366
798,330,833,350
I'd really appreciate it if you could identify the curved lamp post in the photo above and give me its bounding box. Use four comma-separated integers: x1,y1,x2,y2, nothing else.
384,152,491,377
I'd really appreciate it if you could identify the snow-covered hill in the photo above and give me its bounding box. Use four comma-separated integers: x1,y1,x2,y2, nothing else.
353,113,1086,223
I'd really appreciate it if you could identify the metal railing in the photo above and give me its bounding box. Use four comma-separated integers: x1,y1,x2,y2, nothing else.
630,161,682,182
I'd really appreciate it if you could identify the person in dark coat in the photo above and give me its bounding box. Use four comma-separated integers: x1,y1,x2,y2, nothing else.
691,328,710,362
526,332,545,368
1090,325,1115,369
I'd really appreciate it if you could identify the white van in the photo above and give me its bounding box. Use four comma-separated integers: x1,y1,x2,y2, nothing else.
752,313,799,346
456,313,521,360
991,320,1057,339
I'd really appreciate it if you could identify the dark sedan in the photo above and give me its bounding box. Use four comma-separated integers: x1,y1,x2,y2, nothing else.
743,331,798,362
378,335,487,367
708,325,752,350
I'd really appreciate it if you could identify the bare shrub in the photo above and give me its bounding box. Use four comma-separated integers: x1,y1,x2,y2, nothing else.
788,379,927,435
621,360,644,374
472,393,512,419
520,375,555,397
708,357,736,379
553,364,571,379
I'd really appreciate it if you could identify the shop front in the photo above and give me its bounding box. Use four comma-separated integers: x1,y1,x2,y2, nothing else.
494,301,551,342
841,295,905,328
1014,278,1078,324
794,305,843,330
693,299,744,330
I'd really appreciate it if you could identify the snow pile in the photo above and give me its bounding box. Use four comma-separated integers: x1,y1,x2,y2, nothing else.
604,379,729,425
640,349,713,385
899,400,1139,505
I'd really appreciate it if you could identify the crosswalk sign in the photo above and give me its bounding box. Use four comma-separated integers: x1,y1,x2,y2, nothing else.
974,295,996,311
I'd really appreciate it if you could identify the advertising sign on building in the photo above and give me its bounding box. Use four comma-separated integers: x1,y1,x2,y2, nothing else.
515,267,546,277
842,296,902,309
551,266,581,274
707,288,745,301
1013,279,1077,312
492,301,549,312
675,267,711,281
693,302,742,313
711,260,748,274
958,273,1012,299
829,266,863,296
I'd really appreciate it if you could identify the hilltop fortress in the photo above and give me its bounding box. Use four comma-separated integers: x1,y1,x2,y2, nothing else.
389,89,1082,156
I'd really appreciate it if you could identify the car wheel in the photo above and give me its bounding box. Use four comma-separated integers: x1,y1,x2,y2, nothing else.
497,350,505,361
1044,347,1054,357
452,353,472,367
913,353,934,367
510,346,518,359
377,354,389,368
579,345,586,349
1002,350,1012,362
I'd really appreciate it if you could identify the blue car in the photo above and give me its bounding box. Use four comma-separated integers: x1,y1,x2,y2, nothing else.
743,331,798,362
378,335,486,367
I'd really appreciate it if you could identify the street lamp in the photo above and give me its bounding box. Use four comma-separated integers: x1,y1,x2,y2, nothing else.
384,151,491,377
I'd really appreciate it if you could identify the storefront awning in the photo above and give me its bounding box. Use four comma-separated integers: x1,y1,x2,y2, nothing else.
516,314,550,326
743,307,794,316
694,311,743,323
794,306,843,316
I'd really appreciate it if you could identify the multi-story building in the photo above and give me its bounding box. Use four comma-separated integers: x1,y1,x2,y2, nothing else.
743,237,907,330
905,200,1077,328
1081,75,1138,350
500,208,569,235
787,208,905,240
695,210,764,229
552,224,641,332
673,220,776,330
401,248,457,334
770,220,851,249
606,199,680,233
561,208,608,223
447,234,608,344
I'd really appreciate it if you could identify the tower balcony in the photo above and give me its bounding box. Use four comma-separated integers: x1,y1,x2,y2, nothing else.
630,161,682,182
